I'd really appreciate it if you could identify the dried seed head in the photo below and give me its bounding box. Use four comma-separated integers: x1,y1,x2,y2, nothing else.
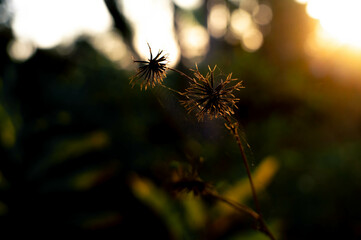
130,44,168,90
181,65,244,121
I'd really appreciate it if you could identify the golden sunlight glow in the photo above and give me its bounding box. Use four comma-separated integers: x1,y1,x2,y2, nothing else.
304,24,361,80
228,3,268,52
90,31,132,69
179,25,209,59
303,0,361,49
252,4,273,26
175,11,209,62
120,0,180,67
208,4,230,38
295,0,308,3
7,39,35,61
173,0,203,10
230,9,253,38
296,0,361,80
11,0,112,49
239,0,258,12
242,28,263,52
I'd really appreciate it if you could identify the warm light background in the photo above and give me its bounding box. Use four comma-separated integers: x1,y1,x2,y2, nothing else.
1,0,361,239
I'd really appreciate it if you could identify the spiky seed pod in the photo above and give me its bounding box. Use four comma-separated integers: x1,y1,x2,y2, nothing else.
130,44,168,90
181,65,243,121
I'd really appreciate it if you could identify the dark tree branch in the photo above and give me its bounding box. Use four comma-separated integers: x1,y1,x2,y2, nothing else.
103,0,135,54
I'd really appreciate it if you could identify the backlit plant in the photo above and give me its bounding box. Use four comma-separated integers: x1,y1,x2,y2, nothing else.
131,45,275,240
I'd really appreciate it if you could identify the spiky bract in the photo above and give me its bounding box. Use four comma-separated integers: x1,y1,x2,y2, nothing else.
130,44,168,90
182,65,243,121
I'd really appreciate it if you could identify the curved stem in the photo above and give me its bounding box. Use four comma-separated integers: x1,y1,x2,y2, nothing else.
224,116,260,213
209,191,274,239
159,84,185,96
167,67,194,82
223,115,276,240
208,191,260,221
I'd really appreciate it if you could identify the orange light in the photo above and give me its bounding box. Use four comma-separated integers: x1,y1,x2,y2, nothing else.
305,0,361,50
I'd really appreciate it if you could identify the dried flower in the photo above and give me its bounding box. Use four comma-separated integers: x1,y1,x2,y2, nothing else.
130,44,168,90
182,65,243,121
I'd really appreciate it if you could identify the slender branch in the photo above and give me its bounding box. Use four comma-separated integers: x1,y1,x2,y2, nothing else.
104,0,135,54
224,116,261,213
167,67,194,82
207,191,260,220
159,84,185,96
223,115,276,240
209,191,275,239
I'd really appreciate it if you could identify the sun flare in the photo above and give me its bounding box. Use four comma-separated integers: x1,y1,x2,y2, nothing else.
302,0,361,49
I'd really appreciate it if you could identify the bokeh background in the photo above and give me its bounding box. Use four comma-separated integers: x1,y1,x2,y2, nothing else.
1,0,361,239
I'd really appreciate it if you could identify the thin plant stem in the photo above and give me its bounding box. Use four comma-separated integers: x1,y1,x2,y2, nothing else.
224,115,276,240
206,190,260,220
167,67,194,82
159,84,185,96
208,191,275,239
224,116,260,212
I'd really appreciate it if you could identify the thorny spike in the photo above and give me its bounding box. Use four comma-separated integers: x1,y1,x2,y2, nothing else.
181,65,243,121
130,44,168,90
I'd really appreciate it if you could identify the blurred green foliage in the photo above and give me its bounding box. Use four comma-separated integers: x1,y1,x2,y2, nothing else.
0,0,361,239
